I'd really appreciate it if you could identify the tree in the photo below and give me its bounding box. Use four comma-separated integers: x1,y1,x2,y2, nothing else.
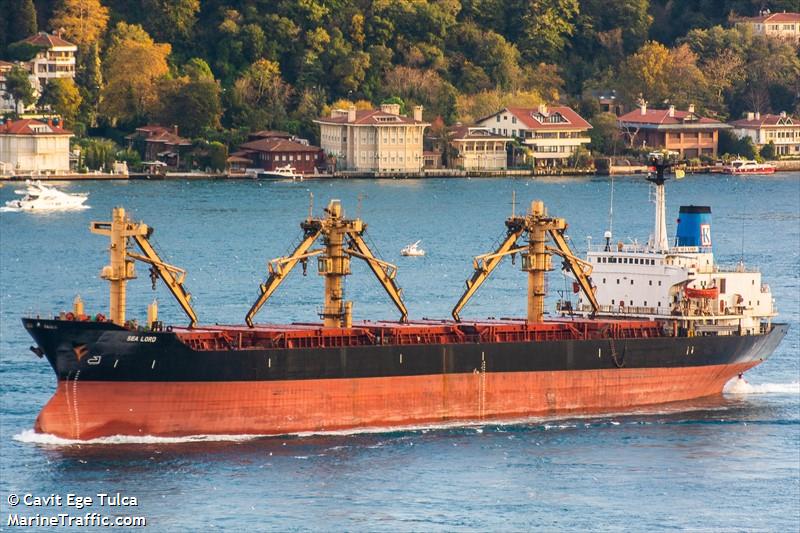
39,78,82,126
182,58,214,81
155,77,222,137
228,59,291,131
6,41,41,61
718,130,757,159
760,141,776,161
516,0,579,63
49,0,109,47
588,112,623,155
100,23,171,124
5,65,36,112
81,138,117,170
9,0,37,43
141,0,200,42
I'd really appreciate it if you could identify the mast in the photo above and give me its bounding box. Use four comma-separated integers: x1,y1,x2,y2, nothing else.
646,156,674,253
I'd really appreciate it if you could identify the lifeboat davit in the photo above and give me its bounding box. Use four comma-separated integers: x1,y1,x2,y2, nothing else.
684,286,719,299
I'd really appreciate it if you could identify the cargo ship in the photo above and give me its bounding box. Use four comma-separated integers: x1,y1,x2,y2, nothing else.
23,160,787,440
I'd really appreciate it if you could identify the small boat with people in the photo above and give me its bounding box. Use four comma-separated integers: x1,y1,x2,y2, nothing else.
723,158,776,175
1,180,89,212
400,240,426,257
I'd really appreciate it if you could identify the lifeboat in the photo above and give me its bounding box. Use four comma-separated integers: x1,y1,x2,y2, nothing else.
684,286,719,299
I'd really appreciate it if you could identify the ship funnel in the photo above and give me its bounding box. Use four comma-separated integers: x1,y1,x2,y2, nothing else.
676,206,712,250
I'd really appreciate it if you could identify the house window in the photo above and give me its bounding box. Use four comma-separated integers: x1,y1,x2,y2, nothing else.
496,116,500,123
512,117,517,124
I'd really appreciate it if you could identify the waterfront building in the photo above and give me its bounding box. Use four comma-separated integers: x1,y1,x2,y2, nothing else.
125,125,192,168
617,103,730,158
235,137,324,174
18,32,77,94
449,125,511,170
475,104,592,167
729,111,800,158
734,11,800,44
314,104,429,173
0,61,16,114
0,118,72,174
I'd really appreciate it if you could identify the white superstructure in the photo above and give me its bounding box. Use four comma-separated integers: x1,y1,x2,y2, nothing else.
563,165,776,335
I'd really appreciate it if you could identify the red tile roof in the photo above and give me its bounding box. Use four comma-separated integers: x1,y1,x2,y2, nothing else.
0,60,13,69
729,114,796,128
315,109,427,125
20,32,76,49
480,106,592,131
250,130,293,139
617,108,724,126
738,12,800,23
239,138,322,153
0,119,72,135
145,131,191,146
449,125,511,140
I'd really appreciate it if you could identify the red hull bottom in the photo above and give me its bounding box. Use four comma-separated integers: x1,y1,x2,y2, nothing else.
36,363,756,440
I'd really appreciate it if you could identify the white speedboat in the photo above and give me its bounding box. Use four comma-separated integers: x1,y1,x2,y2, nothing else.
1,181,89,212
258,165,303,180
723,159,776,174
400,240,426,257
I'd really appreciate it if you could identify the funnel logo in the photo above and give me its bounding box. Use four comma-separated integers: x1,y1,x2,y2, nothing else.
700,224,711,246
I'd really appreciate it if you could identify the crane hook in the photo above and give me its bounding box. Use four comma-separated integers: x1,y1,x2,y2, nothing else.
149,266,158,290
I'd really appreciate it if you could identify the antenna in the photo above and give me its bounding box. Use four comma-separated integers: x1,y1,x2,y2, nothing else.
608,175,615,237
511,190,517,217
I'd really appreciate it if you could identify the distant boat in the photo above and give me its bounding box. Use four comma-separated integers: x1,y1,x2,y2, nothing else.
400,240,426,257
723,159,776,174
255,165,303,180
1,180,88,212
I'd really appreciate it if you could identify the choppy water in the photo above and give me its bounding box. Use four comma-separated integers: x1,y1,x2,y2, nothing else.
1,174,798,531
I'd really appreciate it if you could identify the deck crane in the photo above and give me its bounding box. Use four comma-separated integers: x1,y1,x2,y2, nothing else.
452,200,599,323
245,199,408,328
90,207,198,327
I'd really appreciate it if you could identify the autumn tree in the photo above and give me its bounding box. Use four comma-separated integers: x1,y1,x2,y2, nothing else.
49,0,109,47
100,23,170,125
5,65,36,112
39,78,82,126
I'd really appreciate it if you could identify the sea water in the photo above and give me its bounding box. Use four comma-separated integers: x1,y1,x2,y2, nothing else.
1,175,798,531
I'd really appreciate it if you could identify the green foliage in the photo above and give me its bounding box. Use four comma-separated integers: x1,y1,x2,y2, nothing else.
7,41,40,61
568,146,593,168
155,78,222,137
115,147,142,170
5,65,35,111
81,138,118,171
381,96,407,115
760,141,776,161
9,0,37,43
588,112,624,156
718,130,757,160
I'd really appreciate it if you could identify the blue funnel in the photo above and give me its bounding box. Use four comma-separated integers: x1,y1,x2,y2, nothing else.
676,206,712,250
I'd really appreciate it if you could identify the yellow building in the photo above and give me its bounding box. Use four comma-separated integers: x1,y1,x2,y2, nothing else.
315,104,429,173
449,126,511,170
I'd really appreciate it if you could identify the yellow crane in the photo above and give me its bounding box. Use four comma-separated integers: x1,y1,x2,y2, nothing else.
452,199,599,323
245,199,408,328
90,207,197,327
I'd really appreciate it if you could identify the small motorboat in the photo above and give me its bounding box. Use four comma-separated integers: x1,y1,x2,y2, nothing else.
723,159,776,174
400,240,426,257
257,165,303,180
1,180,89,212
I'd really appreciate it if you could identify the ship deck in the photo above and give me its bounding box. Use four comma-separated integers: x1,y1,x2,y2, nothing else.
172,318,666,352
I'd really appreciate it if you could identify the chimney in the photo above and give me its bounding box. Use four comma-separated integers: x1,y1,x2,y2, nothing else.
747,112,755,121
172,125,178,135
379,103,400,115
755,111,760,120
688,104,695,114
780,111,787,118
668,105,675,117
538,103,547,114
347,105,356,123
413,105,423,122
639,101,647,115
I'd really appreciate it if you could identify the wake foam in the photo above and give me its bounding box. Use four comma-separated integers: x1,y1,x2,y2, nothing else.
12,429,260,446
723,378,800,395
